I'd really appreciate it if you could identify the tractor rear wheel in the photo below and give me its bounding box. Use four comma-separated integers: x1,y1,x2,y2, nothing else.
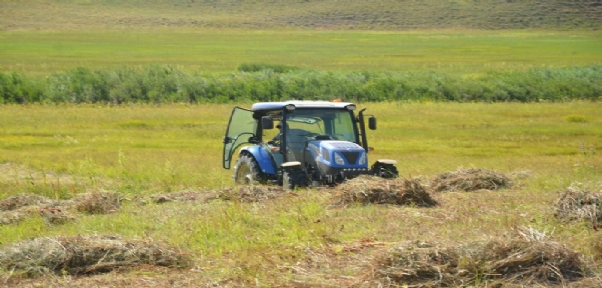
233,154,266,185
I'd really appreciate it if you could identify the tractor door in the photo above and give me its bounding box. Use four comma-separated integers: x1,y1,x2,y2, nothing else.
223,107,256,169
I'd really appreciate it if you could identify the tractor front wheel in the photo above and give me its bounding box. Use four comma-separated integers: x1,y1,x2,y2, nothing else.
233,154,266,185
372,163,399,179
282,168,309,190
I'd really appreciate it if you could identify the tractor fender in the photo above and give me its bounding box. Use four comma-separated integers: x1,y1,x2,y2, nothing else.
240,146,278,175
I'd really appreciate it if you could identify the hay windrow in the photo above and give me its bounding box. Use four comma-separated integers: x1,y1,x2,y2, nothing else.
0,235,192,277
0,194,77,226
38,207,77,225
73,191,122,214
150,189,220,204
0,210,27,225
373,228,584,287
555,185,602,224
332,175,437,206
217,185,288,202
0,194,57,212
430,168,510,192
150,186,288,204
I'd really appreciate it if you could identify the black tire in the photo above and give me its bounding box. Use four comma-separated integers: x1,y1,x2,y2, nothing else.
233,154,266,185
282,168,309,190
373,164,399,179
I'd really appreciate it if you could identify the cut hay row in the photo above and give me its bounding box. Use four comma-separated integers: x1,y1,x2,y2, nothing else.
373,227,584,287
0,191,121,226
430,168,511,192
0,194,58,212
332,175,437,207
0,235,191,277
149,185,288,204
555,185,602,225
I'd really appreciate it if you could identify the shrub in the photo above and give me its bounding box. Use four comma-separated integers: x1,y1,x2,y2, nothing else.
1,65,601,104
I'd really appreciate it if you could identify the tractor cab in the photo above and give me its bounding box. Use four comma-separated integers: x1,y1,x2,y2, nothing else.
223,100,397,189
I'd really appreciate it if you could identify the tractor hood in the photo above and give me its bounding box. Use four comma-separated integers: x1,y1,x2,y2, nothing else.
308,140,368,168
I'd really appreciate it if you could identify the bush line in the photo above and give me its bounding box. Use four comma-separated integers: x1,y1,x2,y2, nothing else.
1,65,601,104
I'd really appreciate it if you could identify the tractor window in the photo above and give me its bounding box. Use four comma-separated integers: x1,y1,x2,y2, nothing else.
287,120,324,135
331,112,357,142
286,109,357,142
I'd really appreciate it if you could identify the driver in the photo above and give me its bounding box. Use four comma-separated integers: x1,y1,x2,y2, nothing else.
269,121,286,145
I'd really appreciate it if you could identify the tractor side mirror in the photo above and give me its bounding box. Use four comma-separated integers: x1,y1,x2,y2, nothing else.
368,116,377,130
261,116,274,129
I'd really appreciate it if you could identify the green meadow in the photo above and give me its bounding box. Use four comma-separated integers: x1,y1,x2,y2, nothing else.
2,30,602,76
1,102,600,194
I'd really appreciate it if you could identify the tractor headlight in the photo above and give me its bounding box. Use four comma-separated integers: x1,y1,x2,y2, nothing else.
358,153,367,165
334,153,346,165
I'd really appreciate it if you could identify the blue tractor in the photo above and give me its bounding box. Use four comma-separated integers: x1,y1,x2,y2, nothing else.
222,100,398,189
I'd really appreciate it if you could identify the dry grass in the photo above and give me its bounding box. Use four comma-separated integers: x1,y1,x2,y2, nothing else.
0,235,191,277
0,191,121,226
0,194,57,212
430,168,511,192
216,186,289,203
2,168,601,286
0,194,75,226
150,189,219,204
151,186,289,204
369,227,585,287
37,207,77,225
73,191,122,214
332,176,437,207
555,184,602,226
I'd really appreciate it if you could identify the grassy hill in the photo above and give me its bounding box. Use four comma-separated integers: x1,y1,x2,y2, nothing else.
1,0,601,31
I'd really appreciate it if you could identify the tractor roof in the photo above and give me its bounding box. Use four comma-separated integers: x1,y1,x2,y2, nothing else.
251,100,355,112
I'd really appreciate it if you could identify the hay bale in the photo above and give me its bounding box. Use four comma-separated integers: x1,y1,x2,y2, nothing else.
374,228,584,287
73,191,121,214
0,194,55,211
555,185,602,224
430,168,510,192
333,176,437,206
0,235,191,277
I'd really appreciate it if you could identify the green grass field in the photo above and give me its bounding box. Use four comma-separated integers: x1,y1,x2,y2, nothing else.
2,30,602,76
1,102,599,194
